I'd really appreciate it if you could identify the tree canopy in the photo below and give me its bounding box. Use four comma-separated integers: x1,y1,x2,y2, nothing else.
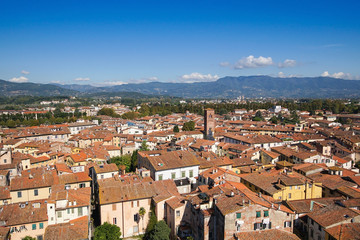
94,222,122,240
147,220,171,240
182,121,195,131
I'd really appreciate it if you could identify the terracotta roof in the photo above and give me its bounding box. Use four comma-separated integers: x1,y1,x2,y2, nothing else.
325,223,360,240
165,196,185,209
49,187,91,209
139,150,200,171
285,197,343,213
44,216,89,240
58,172,91,185
93,163,119,174
0,199,48,226
10,168,58,191
307,203,360,228
308,173,356,190
99,179,179,205
233,229,300,240
0,187,10,200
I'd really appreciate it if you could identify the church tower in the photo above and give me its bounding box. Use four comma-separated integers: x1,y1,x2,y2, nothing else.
204,108,215,140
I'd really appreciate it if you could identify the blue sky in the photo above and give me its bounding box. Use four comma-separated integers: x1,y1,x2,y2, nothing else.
1,0,360,85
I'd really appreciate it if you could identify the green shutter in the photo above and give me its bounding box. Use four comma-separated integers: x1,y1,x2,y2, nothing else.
236,213,241,219
254,223,257,230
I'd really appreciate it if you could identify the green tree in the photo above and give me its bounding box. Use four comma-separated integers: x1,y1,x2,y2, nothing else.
148,220,171,240
139,207,146,232
173,125,180,133
130,150,138,172
182,121,195,131
22,237,36,240
98,108,119,117
253,111,263,121
6,119,16,128
140,141,149,151
218,108,228,115
270,116,278,124
94,222,122,240
110,155,131,172
145,208,157,239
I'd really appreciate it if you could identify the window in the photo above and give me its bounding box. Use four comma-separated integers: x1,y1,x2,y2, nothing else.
237,224,241,232
236,213,242,219
264,210,269,217
171,172,176,179
132,201,139,208
34,189,38,196
284,221,292,228
37,235,43,240
58,212,62,218
134,214,138,222
189,170,193,178
78,207,83,216
72,208,75,214
318,225,322,231
254,223,262,230
39,223,44,229
67,209,70,214
256,211,261,218
288,193,291,199
32,223,37,230
17,191,22,198
79,183,85,188
113,217,117,225
158,174,163,181
112,204,117,211
182,171,186,178
3,159,6,163
309,184,313,188
289,186,292,190
298,186,301,190
133,225,139,233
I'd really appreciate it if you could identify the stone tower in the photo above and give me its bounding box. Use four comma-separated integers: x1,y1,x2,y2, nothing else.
204,108,215,140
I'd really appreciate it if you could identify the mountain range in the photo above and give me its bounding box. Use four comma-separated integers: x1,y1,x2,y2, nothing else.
1,76,360,98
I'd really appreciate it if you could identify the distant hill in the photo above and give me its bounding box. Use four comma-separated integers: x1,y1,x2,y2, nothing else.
51,83,102,93
0,79,79,96
87,76,360,98
2,76,360,98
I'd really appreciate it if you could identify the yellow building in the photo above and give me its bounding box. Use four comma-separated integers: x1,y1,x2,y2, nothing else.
241,170,322,201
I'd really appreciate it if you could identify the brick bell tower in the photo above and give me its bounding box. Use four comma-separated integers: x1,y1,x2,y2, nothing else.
204,108,215,140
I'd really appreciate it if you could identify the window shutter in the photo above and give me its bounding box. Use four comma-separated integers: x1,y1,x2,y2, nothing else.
254,223,257,230
137,200,139,206
269,222,272,229
284,222,286,228
289,221,292,227
260,223,263,229
131,201,133,208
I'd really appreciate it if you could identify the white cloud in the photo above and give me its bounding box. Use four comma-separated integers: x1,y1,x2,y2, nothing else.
148,77,158,81
219,62,231,67
278,59,297,68
180,72,220,83
102,81,128,86
9,76,29,83
50,80,61,84
21,70,30,75
234,55,274,69
74,77,90,81
277,72,301,78
321,71,360,80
